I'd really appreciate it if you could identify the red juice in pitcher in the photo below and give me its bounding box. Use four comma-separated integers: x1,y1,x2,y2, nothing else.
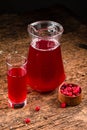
7,67,27,104
27,39,65,92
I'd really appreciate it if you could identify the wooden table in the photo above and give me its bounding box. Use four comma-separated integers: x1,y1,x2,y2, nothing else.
0,6,87,130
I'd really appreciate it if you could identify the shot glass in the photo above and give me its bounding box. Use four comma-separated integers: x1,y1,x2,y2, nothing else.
6,53,27,108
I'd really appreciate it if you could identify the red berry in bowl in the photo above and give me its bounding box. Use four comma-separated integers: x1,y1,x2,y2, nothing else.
67,86,72,92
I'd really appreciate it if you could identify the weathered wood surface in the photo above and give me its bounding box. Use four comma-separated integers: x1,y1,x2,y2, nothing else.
0,6,87,130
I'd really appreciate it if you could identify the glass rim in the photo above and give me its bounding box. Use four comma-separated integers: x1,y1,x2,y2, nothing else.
27,20,64,39
6,53,27,67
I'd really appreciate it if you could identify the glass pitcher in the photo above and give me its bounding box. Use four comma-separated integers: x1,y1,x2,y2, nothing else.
27,21,66,92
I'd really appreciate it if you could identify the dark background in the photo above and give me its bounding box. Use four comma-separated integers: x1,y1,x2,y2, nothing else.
0,0,87,21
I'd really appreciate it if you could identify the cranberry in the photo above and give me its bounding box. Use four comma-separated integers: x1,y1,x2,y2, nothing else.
73,86,80,95
35,106,40,111
24,118,31,124
67,87,72,92
68,92,73,96
68,84,73,87
60,102,66,108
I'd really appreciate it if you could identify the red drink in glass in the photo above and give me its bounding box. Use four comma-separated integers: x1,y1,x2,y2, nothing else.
6,53,27,108
7,67,27,104
27,39,65,92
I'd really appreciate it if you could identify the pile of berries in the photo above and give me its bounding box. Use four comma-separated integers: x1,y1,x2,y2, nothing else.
60,83,81,97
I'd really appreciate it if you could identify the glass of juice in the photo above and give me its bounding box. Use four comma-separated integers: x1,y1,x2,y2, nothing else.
6,53,27,108
27,21,66,92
